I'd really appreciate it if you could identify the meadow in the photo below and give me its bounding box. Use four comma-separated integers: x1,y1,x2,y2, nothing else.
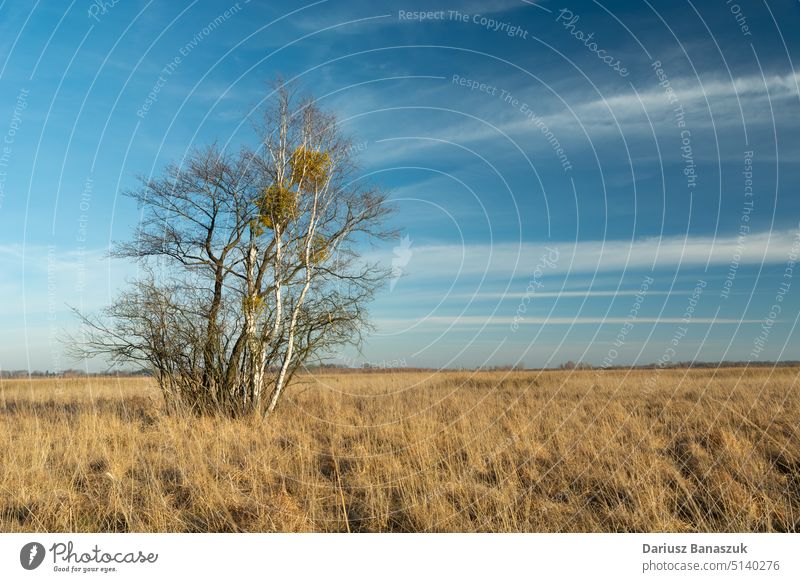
0,367,797,532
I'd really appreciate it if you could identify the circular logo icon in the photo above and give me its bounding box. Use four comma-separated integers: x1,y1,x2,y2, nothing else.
20,542,46,570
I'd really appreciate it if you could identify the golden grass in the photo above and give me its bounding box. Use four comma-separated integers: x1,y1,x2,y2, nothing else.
0,368,798,532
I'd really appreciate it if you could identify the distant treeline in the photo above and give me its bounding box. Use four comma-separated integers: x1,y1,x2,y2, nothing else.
581,360,800,370
0,369,152,379
3,360,798,379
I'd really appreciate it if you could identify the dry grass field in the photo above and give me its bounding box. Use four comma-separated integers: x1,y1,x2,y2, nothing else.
0,368,798,532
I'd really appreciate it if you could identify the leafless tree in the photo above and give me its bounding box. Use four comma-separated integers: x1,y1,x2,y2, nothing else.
70,83,396,417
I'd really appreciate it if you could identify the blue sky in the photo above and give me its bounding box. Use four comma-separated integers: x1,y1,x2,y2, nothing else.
1,0,799,371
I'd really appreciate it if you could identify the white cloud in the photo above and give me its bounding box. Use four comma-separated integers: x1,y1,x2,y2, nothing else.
367,228,800,279
359,69,800,165
474,289,679,298
569,70,800,130
375,315,759,329
0,244,132,317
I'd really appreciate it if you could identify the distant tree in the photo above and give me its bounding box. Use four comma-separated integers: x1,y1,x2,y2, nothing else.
70,82,396,418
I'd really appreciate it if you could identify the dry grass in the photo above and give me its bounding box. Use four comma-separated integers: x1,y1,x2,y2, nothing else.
0,368,798,532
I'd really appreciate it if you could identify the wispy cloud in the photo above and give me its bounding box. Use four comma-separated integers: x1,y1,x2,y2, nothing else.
0,245,132,317
366,228,800,279
568,70,800,131
358,68,800,165
473,290,681,298
375,315,759,329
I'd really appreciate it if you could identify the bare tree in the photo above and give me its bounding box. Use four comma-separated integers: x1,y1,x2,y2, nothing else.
70,83,396,417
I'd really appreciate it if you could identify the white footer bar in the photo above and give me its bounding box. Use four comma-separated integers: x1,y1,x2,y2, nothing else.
1,533,796,581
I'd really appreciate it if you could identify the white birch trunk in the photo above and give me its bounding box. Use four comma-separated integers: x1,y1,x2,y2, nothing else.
267,181,319,414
